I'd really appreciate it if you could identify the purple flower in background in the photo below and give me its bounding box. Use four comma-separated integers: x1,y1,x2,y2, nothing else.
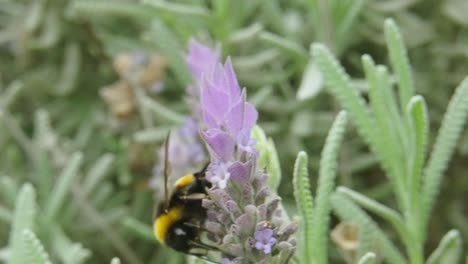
221,258,235,264
186,39,221,81
254,229,277,254
149,118,205,190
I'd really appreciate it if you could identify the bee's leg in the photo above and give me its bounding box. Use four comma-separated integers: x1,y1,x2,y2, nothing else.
183,221,210,232
187,250,220,264
189,240,219,252
180,193,206,200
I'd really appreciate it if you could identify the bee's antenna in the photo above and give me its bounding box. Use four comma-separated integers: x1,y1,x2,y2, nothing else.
164,130,171,212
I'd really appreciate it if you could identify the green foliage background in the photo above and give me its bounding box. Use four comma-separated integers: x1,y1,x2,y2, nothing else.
0,0,467,263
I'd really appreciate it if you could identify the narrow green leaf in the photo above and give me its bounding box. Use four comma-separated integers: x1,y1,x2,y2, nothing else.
55,42,81,95
0,176,17,207
68,0,155,18
384,19,414,111
228,23,263,44
259,31,308,62
311,111,348,264
82,153,114,196
52,227,91,264
134,127,170,143
141,96,186,124
331,192,406,264
147,20,191,85
361,56,405,191
252,126,282,192
45,152,84,221
111,258,121,264
9,183,37,264
406,96,429,243
292,151,314,264
312,44,405,207
0,206,12,223
336,187,411,248
143,0,211,18
22,229,52,264
357,252,377,264
426,230,462,264
297,61,323,100
1,81,23,109
422,77,468,229
407,96,429,187
122,217,155,242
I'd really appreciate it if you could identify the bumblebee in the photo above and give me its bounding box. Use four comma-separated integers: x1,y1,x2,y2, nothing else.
153,132,216,258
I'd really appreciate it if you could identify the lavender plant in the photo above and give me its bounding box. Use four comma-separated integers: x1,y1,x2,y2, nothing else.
311,19,468,264
198,57,297,264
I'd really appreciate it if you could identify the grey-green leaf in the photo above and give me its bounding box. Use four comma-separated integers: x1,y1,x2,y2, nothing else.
422,77,468,229
22,229,52,264
357,252,377,264
292,151,313,263
426,230,462,264
311,111,348,264
8,183,37,264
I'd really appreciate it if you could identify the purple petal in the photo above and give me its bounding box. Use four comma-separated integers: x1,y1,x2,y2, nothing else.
263,244,272,254
201,79,231,123
186,39,220,80
255,241,264,250
228,161,251,184
224,100,245,136
224,58,241,99
202,129,235,162
242,102,258,130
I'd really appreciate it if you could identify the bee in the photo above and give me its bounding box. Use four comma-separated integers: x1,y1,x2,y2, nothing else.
153,132,217,260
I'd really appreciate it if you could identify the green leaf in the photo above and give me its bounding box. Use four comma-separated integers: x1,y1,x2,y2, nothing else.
426,230,462,264
357,252,377,264
336,187,411,248
384,18,414,111
122,217,155,242
292,151,313,264
82,153,114,197
9,183,37,264
297,61,323,100
143,0,211,19
141,95,186,124
407,96,429,190
312,44,404,206
259,31,308,62
52,228,91,264
0,176,17,207
45,152,84,221
0,206,12,223
110,258,121,264
331,192,406,264
147,19,191,85
22,229,52,264
311,111,348,264
55,42,81,95
252,126,282,192
422,77,468,230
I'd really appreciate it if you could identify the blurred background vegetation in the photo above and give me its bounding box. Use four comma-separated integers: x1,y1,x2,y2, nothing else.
0,0,467,263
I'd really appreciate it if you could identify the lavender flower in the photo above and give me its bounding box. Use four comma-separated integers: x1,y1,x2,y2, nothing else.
254,229,277,254
185,40,221,120
189,41,297,263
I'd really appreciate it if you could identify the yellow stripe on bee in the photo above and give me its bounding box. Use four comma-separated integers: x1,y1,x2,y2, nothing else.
154,207,183,244
174,174,195,188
